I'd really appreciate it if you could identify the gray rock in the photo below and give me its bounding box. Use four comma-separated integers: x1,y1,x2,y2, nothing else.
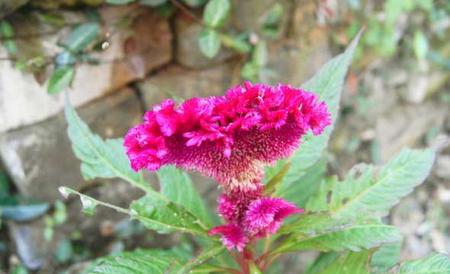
1,90,149,271
8,179,144,273
231,0,291,36
436,155,450,180
0,90,142,203
263,1,331,86
265,39,331,86
0,7,171,132
174,14,234,69
138,61,240,106
376,103,447,163
8,220,48,271
0,0,29,18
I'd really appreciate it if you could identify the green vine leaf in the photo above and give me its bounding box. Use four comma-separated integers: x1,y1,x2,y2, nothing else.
203,0,230,28
60,22,100,52
198,29,221,58
48,66,75,94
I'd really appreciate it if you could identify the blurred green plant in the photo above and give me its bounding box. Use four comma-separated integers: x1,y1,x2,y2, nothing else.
0,172,49,223
343,0,449,67
0,0,286,94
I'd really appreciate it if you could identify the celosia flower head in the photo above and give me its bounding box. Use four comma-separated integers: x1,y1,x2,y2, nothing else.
124,82,331,191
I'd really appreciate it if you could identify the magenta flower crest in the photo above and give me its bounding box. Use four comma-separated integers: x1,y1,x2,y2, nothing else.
124,81,331,251
124,81,331,192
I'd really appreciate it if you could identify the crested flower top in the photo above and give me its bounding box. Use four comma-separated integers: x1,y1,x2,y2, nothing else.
124,82,331,191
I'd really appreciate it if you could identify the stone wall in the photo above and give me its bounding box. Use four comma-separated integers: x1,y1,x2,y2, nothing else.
0,2,331,272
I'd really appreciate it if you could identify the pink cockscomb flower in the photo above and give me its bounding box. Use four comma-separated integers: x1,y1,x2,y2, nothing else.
243,197,304,237
213,192,303,250
209,224,248,252
124,81,331,192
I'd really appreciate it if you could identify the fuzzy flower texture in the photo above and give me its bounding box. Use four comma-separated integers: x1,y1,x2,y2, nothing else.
124,82,331,251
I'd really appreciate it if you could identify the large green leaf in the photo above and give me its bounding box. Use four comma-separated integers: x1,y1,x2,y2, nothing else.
313,251,371,274
174,245,225,274
274,222,401,254
273,32,361,197
398,253,450,274
370,242,402,273
83,248,189,274
158,166,212,226
64,101,149,192
130,194,208,235
331,148,435,219
277,159,326,206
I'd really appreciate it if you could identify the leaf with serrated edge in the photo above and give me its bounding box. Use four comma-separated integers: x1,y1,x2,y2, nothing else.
83,248,189,274
175,245,225,274
398,253,450,274
65,100,149,192
274,223,401,254
331,148,435,219
130,194,208,235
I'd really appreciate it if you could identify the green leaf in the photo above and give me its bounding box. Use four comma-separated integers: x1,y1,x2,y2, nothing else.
252,41,268,67
198,29,221,58
106,0,136,4
273,32,361,197
220,33,251,53
175,245,225,274
305,252,340,274
84,248,189,274
203,0,230,28
54,239,73,263
0,172,9,196
158,166,212,226
60,22,100,52
48,66,75,94
413,30,429,60
130,194,208,235
278,213,344,236
275,158,326,206
311,251,371,274
0,195,49,221
331,148,435,219
0,20,17,55
370,242,401,273
398,253,450,274
64,101,149,192
274,222,401,254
